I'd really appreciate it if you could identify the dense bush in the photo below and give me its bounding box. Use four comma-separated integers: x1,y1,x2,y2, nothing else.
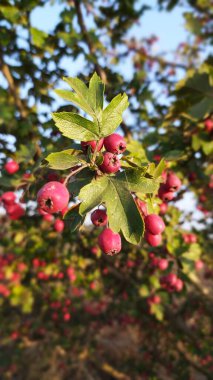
0,0,212,379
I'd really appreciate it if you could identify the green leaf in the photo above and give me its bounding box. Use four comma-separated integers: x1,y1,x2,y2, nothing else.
79,176,144,244
164,150,186,160
45,151,85,170
68,169,94,197
118,170,160,194
153,159,166,178
30,27,48,48
54,89,94,116
63,77,95,117
52,112,99,141
89,72,105,111
64,204,83,232
101,93,129,136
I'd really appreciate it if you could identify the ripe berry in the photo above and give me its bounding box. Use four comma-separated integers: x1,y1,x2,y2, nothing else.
5,203,25,220
145,232,162,247
98,228,121,256
4,160,19,175
158,258,168,271
145,214,165,235
159,202,168,215
81,139,104,153
166,172,181,192
158,184,175,202
175,278,184,292
37,181,69,214
103,133,126,154
1,192,16,205
195,260,204,271
54,219,64,232
204,119,213,133
43,213,54,222
135,198,148,216
148,295,161,305
99,152,121,174
91,209,108,226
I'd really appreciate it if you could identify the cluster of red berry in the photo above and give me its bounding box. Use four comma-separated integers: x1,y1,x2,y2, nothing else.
0,191,25,220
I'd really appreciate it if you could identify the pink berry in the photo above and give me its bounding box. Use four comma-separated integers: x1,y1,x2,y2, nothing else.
159,202,168,215
158,258,168,271
148,295,161,305
4,160,19,175
54,219,64,232
1,192,16,205
91,209,108,226
43,213,54,222
195,260,204,271
103,133,126,154
166,273,178,286
145,232,162,247
135,198,148,216
37,181,70,214
175,278,184,292
158,184,175,202
165,172,181,192
99,152,121,174
204,119,213,133
81,139,104,153
145,214,165,235
5,203,25,220
98,228,121,256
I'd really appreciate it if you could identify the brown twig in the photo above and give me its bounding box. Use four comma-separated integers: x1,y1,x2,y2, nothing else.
0,56,27,118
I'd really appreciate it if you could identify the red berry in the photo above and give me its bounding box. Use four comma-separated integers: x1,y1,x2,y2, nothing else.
145,232,162,247
166,273,178,286
81,139,104,153
99,152,121,173
204,119,213,133
5,203,25,220
148,295,161,305
158,258,168,271
98,228,121,256
91,209,108,226
1,192,16,205
158,184,175,202
4,160,19,175
195,260,204,271
159,202,168,215
43,213,54,222
145,214,165,235
37,181,69,214
54,219,64,232
135,198,148,216
166,172,181,192
104,133,126,154
175,278,184,292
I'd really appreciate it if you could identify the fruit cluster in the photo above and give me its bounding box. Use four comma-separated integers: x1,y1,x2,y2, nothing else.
0,191,25,220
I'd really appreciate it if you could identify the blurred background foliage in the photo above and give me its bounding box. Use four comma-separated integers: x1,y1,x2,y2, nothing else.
0,0,213,379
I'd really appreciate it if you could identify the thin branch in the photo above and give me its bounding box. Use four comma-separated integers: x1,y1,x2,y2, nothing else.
0,56,27,118
64,163,88,185
73,0,106,82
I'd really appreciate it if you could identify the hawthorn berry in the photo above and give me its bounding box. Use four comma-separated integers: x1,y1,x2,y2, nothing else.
4,160,19,175
1,192,16,205
195,260,204,271
159,202,168,215
103,133,126,154
43,213,54,222
37,181,69,214
175,278,184,292
145,214,165,235
81,139,104,153
54,219,64,232
145,232,162,247
158,258,168,271
5,203,25,220
98,228,121,255
158,184,175,202
135,198,148,216
166,172,181,192
91,209,108,226
204,118,213,133
99,152,121,174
